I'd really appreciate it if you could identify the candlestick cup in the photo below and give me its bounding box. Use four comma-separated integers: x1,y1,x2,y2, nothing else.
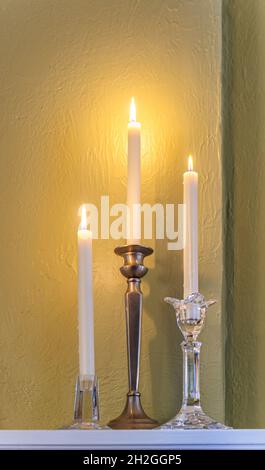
160,293,230,429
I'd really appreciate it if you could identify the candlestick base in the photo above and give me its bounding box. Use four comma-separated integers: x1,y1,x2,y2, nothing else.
159,293,231,430
109,392,158,430
68,375,108,430
160,405,228,430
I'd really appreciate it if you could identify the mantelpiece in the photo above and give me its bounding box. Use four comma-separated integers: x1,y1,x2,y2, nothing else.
0,430,265,450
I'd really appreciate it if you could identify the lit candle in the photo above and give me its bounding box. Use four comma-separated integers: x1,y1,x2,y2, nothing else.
77,204,95,377
127,97,141,244
183,156,198,298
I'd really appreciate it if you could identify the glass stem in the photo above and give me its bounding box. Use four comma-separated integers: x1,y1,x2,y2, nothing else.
182,340,201,407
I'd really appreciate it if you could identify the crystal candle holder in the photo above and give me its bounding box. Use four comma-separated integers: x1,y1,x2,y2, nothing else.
160,292,230,430
69,374,107,430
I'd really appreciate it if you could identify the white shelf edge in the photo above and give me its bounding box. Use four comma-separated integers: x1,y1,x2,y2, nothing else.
0,430,265,450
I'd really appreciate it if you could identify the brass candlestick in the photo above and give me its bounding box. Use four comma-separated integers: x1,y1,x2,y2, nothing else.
108,244,158,429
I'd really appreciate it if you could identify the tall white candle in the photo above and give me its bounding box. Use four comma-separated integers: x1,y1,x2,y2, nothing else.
127,97,141,244
183,156,199,298
77,204,95,377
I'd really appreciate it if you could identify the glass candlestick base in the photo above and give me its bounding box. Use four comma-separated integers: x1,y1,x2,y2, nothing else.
160,293,231,430
68,375,107,430
163,404,227,429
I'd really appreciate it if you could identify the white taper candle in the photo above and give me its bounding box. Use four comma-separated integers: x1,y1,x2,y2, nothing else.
183,156,199,298
127,97,141,244
77,204,95,377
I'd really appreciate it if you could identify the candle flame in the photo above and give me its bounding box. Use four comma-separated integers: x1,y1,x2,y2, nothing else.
80,204,87,230
188,155,193,171
129,97,136,122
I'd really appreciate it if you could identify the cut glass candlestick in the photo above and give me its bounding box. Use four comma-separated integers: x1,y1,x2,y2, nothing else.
160,293,231,430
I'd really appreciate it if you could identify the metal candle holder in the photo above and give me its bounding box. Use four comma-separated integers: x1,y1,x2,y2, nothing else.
108,244,158,429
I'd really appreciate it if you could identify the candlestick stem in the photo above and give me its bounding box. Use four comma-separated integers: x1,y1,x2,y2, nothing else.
182,340,201,407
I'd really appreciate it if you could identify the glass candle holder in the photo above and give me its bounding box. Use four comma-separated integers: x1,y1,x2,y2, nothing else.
68,374,107,430
160,293,230,430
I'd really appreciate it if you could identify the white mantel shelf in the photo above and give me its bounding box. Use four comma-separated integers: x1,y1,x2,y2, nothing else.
0,430,265,450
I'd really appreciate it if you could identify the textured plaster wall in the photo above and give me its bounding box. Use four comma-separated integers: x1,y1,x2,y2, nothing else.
0,0,223,428
224,0,265,428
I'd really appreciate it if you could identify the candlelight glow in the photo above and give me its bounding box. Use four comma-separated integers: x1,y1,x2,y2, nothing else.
129,97,136,122
188,155,193,171
80,204,87,230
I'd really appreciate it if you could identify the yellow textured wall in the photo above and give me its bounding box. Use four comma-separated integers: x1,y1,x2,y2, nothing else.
0,0,223,428
224,0,265,428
